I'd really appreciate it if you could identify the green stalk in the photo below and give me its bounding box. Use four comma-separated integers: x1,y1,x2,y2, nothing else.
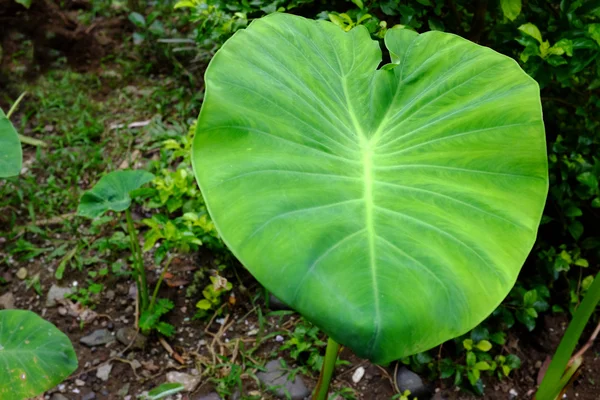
313,337,340,400
536,272,600,400
6,92,27,119
149,256,174,310
125,208,149,311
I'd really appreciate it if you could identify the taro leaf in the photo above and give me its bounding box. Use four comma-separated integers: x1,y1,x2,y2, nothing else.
77,170,154,219
192,14,548,363
0,108,22,178
0,310,78,398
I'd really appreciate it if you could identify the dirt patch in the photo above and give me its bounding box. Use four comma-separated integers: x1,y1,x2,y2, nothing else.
0,0,126,83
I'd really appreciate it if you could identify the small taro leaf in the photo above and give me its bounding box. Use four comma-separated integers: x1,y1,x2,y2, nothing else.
500,0,521,21
0,108,23,178
0,310,78,399
147,383,185,400
77,170,155,219
192,14,547,363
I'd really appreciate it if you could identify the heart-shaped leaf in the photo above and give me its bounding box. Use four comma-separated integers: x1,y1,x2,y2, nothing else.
192,14,548,363
0,108,22,178
77,170,155,219
0,310,78,398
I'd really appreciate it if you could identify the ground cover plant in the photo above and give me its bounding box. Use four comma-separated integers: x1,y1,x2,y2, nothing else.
0,0,599,399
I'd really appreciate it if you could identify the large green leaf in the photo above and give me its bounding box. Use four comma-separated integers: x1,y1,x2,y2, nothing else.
77,170,155,218
0,108,22,178
0,310,78,398
192,13,548,363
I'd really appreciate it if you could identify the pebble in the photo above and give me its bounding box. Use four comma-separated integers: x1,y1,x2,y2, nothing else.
352,366,365,383
80,329,115,347
96,363,112,381
105,290,116,300
396,366,431,399
46,285,74,307
117,383,130,397
509,389,519,399
58,306,68,316
257,359,310,400
0,292,15,309
116,327,147,350
82,392,96,400
50,394,70,400
75,379,86,386
166,371,202,392
16,267,27,280
275,335,284,342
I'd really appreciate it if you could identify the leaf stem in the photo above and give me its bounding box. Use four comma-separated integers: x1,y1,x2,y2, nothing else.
536,272,600,399
6,92,27,119
149,255,174,310
125,208,148,312
313,337,340,400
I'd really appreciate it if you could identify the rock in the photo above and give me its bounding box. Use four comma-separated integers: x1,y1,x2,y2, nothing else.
116,327,147,350
195,393,222,400
352,366,365,383
257,359,310,400
75,379,86,386
395,366,431,399
105,290,116,301
166,371,201,392
117,383,130,397
46,285,74,307
125,305,134,314
82,392,96,400
50,394,70,400
58,306,68,316
96,363,112,381
16,267,27,280
0,292,15,309
80,329,115,347
268,294,292,311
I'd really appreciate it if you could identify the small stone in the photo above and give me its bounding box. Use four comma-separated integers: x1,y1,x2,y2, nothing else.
46,285,74,307
58,306,68,316
50,394,70,400
166,371,202,392
116,327,147,350
509,389,519,399
16,267,27,280
268,294,292,311
396,366,430,399
128,284,137,299
0,292,15,309
80,329,115,347
195,393,222,400
352,366,365,383
117,383,130,397
131,359,142,370
275,335,284,342
105,290,116,300
96,363,112,381
257,359,310,400
82,392,96,400
75,379,86,386
125,305,134,314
